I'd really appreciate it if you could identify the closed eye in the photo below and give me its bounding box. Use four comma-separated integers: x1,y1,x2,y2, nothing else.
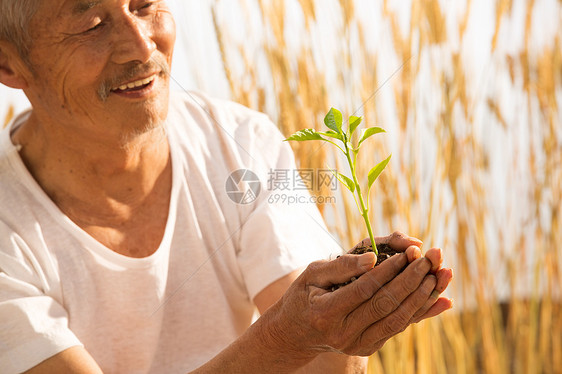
86,22,104,32
135,1,158,14
80,14,108,35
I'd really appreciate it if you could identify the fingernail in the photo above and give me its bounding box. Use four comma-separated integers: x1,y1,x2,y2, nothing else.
359,252,376,268
410,237,423,247
430,290,440,299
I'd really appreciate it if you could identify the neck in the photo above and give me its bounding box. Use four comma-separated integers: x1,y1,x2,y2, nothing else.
11,111,171,217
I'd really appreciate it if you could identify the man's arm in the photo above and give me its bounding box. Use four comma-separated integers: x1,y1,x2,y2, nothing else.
194,233,452,373
254,269,369,374
23,346,103,374
253,232,451,374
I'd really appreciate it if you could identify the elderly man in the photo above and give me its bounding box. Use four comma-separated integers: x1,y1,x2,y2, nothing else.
0,0,453,373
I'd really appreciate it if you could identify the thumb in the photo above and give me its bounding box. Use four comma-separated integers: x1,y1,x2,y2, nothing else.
306,253,376,288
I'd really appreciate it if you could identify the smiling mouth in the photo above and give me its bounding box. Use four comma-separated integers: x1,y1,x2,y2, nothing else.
111,75,156,93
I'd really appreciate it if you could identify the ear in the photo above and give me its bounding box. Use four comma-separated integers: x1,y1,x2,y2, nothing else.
0,41,30,89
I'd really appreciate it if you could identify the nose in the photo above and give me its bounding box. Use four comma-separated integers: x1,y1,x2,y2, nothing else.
111,13,156,65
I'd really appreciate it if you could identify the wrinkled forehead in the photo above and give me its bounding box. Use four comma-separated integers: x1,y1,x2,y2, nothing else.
72,0,104,13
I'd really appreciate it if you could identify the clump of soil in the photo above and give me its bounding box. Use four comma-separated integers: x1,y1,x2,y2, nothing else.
348,242,400,266
331,243,401,291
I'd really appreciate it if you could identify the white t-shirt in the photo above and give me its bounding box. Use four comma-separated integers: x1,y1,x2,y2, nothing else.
0,92,339,373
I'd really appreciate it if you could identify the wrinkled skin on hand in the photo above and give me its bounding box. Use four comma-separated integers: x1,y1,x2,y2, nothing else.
262,232,453,360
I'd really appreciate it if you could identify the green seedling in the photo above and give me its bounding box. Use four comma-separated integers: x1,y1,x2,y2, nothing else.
285,108,391,255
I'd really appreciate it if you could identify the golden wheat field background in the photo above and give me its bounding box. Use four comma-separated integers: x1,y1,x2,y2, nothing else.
205,1,561,372
2,0,561,373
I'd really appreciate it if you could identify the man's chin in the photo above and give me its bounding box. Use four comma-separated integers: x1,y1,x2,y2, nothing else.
117,117,168,147
106,100,170,145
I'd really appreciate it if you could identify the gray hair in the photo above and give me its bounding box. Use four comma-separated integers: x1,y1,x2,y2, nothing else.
0,0,39,58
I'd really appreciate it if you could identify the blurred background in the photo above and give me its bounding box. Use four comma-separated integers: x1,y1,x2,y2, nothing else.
2,0,561,372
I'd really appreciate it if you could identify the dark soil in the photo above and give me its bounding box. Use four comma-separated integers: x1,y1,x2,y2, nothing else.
348,242,400,266
331,243,401,291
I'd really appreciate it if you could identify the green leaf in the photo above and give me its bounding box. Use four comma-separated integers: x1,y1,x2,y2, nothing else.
367,154,392,191
358,127,386,148
318,130,344,141
324,108,343,134
348,116,362,136
285,129,325,142
328,168,355,193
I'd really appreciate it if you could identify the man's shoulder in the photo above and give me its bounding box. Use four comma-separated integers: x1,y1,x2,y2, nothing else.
167,91,284,150
169,90,266,116
168,91,273,130
0,158,39,235
0,120,29,216
0,115,50,243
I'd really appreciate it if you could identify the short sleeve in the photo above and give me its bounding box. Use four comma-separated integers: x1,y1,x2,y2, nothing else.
237,193,341,300
0,231,82,374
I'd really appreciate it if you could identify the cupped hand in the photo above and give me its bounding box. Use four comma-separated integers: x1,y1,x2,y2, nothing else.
265,231,453,359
